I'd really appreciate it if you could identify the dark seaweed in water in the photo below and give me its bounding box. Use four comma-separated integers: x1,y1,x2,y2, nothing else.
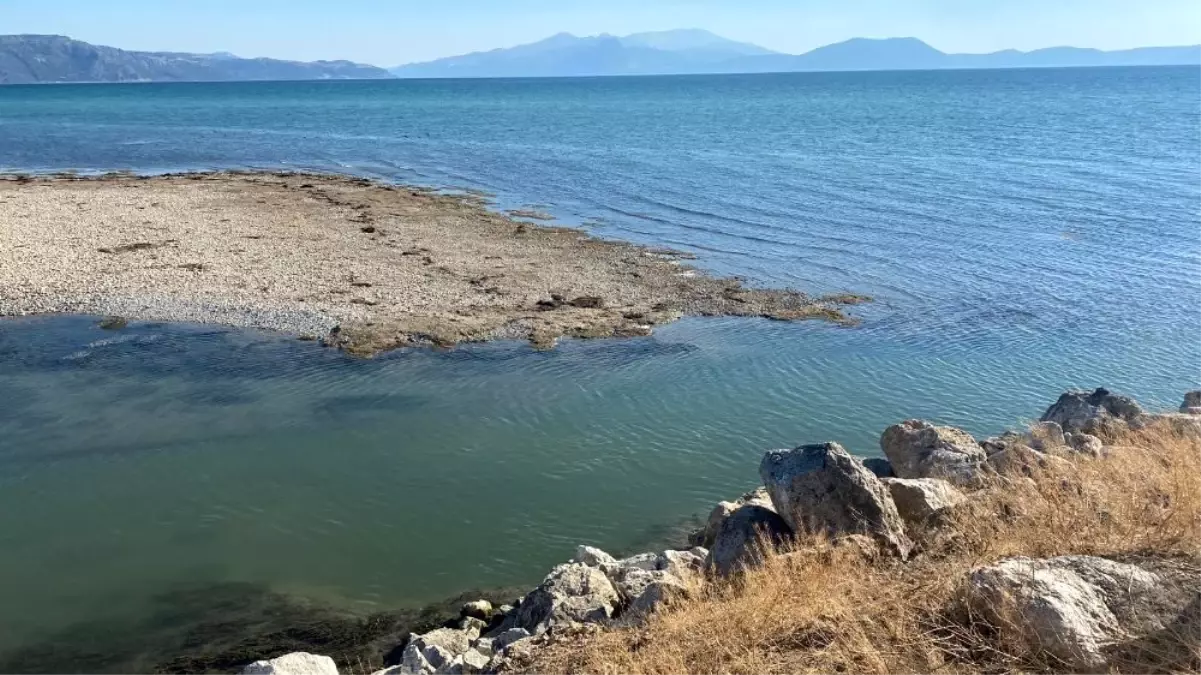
0,582,520,674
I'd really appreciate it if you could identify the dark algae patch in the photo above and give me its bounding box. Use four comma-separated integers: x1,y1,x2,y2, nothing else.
0,582,521,674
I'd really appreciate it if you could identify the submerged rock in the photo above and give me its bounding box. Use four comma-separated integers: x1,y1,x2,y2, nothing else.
879,420,985,486
705,504,792,577
98,315,128,330
881,477,965,525
1041,388,1145,433
759,442,911,558
1181,390,1201,415
241,652,338,675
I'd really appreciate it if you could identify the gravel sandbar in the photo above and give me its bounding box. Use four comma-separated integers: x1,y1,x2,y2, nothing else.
0,172,867,354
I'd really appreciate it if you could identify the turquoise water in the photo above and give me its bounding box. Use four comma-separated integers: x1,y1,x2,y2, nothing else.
0,67,1199,670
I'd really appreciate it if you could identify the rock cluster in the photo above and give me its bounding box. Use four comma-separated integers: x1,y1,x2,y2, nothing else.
240,388,1199,675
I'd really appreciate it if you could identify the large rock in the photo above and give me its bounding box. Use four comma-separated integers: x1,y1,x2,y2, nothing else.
1041,387,1144,433
242,653,338,675
961,556,1194,670
513,562,620,632
879,420,986,486
881,477,966,525
760,442,912,558
1181,390,1201,414
692,487,773,548
705,503,792,577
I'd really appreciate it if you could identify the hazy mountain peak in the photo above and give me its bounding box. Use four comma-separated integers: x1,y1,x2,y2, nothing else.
620,28,777,56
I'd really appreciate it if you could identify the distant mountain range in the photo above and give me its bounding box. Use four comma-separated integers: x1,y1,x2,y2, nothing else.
2,31,1198,85
0,35,392,84
391,31,1201,78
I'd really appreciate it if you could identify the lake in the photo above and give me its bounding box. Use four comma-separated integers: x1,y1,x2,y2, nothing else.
0,66,1198,671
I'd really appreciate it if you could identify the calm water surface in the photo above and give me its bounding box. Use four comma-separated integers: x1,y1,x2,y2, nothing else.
0,67,1198,669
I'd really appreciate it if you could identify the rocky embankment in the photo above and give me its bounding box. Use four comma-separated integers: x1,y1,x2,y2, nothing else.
240,388,1201,675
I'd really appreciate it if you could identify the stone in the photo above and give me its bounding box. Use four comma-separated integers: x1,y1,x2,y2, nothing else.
396,627,473,674
241,653,338,675
444,649,490,675
572,545,616,567
1028,421,1066,451
1041,388,1145,433
417,628,473,655
513,562,620,632
761,442,913,558
1064,432,1104,458
616,552,661,571
570,295,605,309
862,457,895,478
460,599,493,621
629,573,688,617
473,638,494,657
879,420,986,486
1181,391,1201,414
493,627,531,652
692,487,773,548
985,444,1071,477
456,616,486,636
704,503,792,577
881,477,966,524
961,556,1193,670
98,315,128,330
658,548,705,578
604,565,689,619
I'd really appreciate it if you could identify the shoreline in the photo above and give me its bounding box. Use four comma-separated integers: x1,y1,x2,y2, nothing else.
0,171,868,356
232,387,1201,675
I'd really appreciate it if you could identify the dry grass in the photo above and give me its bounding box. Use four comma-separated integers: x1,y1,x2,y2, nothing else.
525,419,1201,674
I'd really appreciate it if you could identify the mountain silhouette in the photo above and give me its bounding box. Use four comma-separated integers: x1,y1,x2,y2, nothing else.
392,32,1201,78
0,35,393,84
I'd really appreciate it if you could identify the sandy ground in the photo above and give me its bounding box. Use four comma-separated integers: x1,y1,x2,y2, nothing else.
0,172,866,355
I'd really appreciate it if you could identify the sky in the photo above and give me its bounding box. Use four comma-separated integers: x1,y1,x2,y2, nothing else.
4,0,1199,66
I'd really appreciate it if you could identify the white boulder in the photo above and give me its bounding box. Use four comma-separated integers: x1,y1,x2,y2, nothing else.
242,653,338,675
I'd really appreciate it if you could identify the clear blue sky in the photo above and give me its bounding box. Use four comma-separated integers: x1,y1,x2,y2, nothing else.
5,0,1199,65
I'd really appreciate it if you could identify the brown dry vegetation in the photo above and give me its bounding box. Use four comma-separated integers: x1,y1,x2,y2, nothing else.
525,419,1201,674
